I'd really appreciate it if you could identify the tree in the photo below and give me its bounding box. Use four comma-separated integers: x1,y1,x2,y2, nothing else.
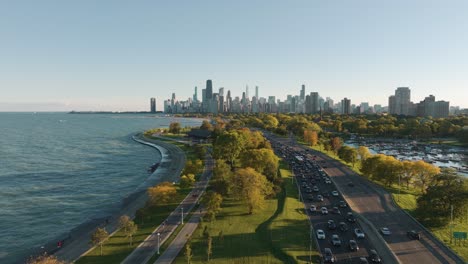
413,160,440,193
118,215,131,232
213,131,247,168
263,115,279,130
240,148,279,181
203,191,223,221
330,137,343,154
233,167,274,214
124,221,138,246
27,254,67,264
180,174,196,189
169,122,182,134
357,146,371,162
200,120,213,130
184,241,193,264
212,159,234,195
206,235,213,261
303,130,318,146
401,161,417,189
148,182,177,206
91,228,108,256
416,169,468,227
337,146,358,167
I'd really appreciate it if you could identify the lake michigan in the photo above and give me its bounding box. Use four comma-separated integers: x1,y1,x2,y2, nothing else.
0,113,202,263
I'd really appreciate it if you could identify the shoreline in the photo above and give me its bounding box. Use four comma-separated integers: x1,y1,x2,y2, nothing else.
27,134,184,264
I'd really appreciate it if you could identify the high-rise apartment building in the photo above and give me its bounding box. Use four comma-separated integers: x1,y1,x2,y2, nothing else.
341,98,351,114
310,92,319,114
150,97,156,113
394,87,411,115
300,85,305,100
206,80,213,100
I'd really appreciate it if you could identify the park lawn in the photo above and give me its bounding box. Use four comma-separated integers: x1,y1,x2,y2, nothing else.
173,162,316,264
76,189,190,264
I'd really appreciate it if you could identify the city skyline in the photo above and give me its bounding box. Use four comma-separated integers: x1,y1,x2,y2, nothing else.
161,80,457,117
1,1,468,111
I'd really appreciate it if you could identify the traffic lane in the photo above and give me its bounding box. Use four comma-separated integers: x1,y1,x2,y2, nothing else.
300,180,373,263
314,151,460,263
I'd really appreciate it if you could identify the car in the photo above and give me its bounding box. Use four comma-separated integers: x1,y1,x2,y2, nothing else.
325,178,332,184
346,212,356,222
331,234,341,246
331,190,339,197
369,249,382,263
323,248,336,263
348,182,355,187
316,194,324,201
306,187,312,193
380,227,391,236
307,194,314,201
313,186,319,192
359,257,369,264
328,220,337,230
407,230,421,240
309,205,317,212
339,200,347,208
322,192,330,198
349,239,359,251
332,207,341,215
316,229,326,239
321,207,329,215
339,222,348,232
354,228,365,239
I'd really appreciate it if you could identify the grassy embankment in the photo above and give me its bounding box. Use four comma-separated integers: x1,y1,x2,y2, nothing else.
76,133,202,264
306,143,468,261
173,161,318,264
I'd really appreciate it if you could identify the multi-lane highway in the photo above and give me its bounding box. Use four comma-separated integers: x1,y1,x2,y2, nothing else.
266,132,465,264
269,136,388,263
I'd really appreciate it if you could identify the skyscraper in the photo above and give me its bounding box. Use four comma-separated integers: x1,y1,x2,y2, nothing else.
395,87,411,115
300,85,305,100
206,80,213,100
388,95,396,114
311,92,319,114
193,86,198,102
246,85,249,99
341,98,351,114
255,86,259,99
150,97,156,113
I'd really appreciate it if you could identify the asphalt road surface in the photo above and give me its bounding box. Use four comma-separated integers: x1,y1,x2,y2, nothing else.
266,132,464,264
122,148,213,264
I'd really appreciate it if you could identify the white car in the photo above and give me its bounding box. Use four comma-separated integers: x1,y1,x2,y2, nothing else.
321,207,329,215
380,227,391,236
325,178,332,184
354,228,365,239
331,191,339,197
317,229,326,239
310,205,317,212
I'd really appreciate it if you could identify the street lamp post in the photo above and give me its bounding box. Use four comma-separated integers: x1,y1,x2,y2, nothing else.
398,173,401,202
157,232,160,254
181,207,184,224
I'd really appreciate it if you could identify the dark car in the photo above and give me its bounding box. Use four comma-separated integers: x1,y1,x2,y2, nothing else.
339,200,348,208
323,248,336,263
349,239,359,251
332,207,341,215
407,230,421,240
346,212,356,223
369,249,381,263
339,222,348,232
328,220,337,230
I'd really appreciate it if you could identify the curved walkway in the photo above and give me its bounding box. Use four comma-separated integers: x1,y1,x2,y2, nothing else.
55,134,185,263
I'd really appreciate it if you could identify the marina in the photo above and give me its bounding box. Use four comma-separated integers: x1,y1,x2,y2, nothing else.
346,136,468,176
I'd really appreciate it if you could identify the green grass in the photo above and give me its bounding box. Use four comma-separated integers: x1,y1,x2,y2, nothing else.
172,162,316,264
307,143,468,261
76,189,190,264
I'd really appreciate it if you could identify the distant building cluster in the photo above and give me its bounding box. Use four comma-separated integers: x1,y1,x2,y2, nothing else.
156,80,454,117
388,87,450,118
161,80,387,115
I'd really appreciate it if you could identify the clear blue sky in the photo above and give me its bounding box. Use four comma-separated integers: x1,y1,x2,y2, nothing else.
1,0,467,111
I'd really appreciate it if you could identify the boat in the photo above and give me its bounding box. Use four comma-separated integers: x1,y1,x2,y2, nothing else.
148,162,160,173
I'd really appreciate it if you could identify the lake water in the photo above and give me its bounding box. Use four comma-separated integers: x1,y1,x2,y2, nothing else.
0,113,202,263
